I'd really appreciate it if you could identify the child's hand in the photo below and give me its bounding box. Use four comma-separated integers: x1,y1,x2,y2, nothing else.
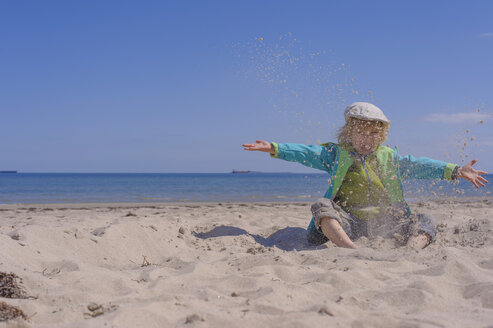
242,140,274,154
458,159,489,188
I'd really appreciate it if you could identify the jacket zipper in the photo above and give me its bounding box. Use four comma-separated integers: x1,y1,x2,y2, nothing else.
361,156,371,220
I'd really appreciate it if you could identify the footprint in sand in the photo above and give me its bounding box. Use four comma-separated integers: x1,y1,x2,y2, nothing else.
41,260,80,277
91,226,107,237
161,257,196,274
7,230,23,241
478,258,493,270
463,283,493,309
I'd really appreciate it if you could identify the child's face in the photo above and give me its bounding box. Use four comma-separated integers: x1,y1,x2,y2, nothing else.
350,124,382,156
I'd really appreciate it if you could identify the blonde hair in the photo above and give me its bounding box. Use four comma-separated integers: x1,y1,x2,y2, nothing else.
337,117,390,144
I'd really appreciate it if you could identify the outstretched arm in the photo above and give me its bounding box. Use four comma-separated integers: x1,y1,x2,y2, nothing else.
457,159,489,189
243,140,333,172
398,154,457,180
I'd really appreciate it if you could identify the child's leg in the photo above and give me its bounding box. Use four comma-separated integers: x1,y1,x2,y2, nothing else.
310,199,358,249
320,217,357,249
407,213,436,249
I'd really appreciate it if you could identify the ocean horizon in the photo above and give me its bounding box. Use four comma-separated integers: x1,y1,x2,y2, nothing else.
1,172,491,204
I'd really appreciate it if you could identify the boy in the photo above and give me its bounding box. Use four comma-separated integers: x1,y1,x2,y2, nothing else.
243,102,488,249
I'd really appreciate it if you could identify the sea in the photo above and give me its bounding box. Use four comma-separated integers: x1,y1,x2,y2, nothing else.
0,173,491,204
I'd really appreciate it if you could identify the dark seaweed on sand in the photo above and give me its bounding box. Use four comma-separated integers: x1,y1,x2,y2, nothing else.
0,301,26,321
0,272,26,299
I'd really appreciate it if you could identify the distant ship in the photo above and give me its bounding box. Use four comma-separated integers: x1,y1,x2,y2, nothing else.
0,171,17,173
232,170,251,174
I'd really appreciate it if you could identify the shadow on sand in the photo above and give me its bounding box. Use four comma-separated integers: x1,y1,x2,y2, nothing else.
193,226,327,251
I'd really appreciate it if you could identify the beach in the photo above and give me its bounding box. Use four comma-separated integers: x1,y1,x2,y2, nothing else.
1,199,493,327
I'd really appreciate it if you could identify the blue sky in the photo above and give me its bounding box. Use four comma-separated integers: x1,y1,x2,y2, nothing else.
1,0,492,173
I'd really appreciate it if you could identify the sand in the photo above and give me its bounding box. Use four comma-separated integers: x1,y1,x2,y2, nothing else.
1,199,493,327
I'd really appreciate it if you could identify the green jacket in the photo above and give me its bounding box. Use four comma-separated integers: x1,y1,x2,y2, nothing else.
271,142,457,219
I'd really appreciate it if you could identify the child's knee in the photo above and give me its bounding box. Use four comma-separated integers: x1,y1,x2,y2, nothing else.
415,213,436,241
311,198,334,219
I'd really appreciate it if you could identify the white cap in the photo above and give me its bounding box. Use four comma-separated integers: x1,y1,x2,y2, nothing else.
344,102,390,124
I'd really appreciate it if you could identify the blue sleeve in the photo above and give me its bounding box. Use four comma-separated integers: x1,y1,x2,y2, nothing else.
270,142,336,172
398,154,457,180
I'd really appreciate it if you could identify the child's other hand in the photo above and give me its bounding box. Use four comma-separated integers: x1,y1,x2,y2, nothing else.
458,159,489,188
242,140,273,154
